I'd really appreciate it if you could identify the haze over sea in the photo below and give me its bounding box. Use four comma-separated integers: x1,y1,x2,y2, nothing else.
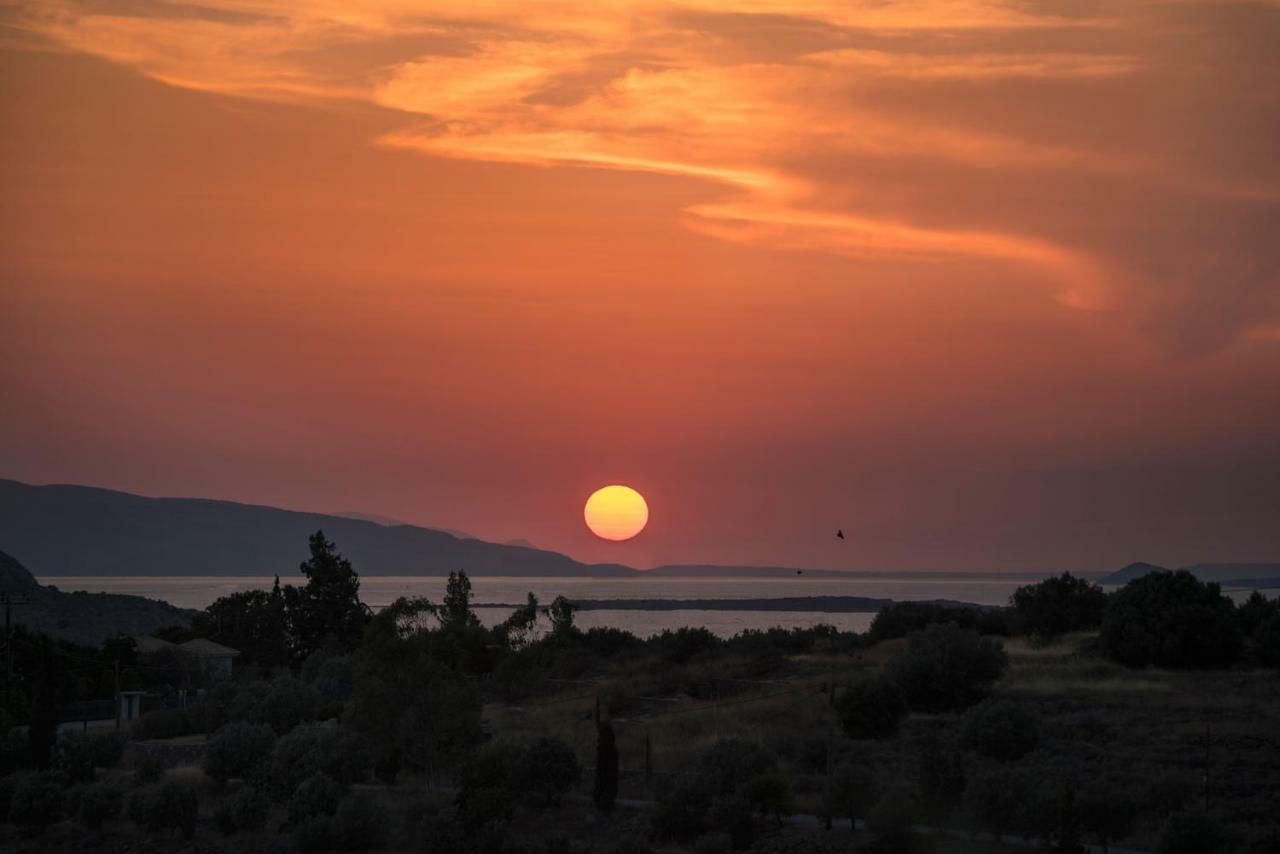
40,573,1272,638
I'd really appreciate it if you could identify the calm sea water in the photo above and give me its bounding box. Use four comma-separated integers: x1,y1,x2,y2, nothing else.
38,574,1271,638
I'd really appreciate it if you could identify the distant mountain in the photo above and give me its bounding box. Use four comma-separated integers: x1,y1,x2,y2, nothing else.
0,479,633,578
1099,562,1171,585
334,511,473,540
0,549,194,646
1099,561,1280,587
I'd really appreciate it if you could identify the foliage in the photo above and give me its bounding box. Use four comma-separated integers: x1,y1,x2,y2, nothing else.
652,777,712,843
440,570,481,630
456,742,518,831
825,763,876,824
915,731,965,823
289,772,344,825
548,595,578,639
1237,591,1280,667
128,780,199,839
866,784,920,853
1160,811,1231,854
868,601,1009,642
494,592,540,649
329,791,391,850
133,708,194,740
835,677,907,739
1101,571,1242,668
191,577,290,670
205,721,276,785
886,623,1008,712
514,735,582,807
8,771,66,831
287,531,370,661
77,781,123,831
134,753,165,786
1078,785,1137,851
216,784,271,834
270,724,372,795
594,720,619,813
1010,572,1107,639
651,627,721,664
27,635,62,770
53,732,125,783
961,700,1040,761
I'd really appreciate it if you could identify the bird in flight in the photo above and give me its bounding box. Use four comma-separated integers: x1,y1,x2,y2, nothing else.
836,529,845,540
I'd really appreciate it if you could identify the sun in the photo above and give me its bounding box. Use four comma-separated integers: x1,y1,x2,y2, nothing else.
584,485,649,541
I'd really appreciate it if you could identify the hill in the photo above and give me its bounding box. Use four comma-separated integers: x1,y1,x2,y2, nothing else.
0,549,194,646
0,479,636,579
1099,561,1280,586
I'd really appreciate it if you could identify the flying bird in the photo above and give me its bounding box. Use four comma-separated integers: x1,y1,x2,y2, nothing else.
836,529,845,540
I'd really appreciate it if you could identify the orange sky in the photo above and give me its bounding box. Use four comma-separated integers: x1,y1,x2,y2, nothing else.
2,0,1278,571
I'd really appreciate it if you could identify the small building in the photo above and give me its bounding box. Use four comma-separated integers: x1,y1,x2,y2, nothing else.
177,638,240,679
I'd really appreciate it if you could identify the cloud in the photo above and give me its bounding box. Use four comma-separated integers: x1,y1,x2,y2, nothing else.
11,0,1279,343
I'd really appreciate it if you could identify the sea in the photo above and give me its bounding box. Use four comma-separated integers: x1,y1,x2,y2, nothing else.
41,572,1274,639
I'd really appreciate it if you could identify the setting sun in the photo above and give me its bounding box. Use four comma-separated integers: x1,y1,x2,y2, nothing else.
584,485,649,542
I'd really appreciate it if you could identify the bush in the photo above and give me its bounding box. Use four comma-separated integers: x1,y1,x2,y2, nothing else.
1101,571,1242,669
225,785,271,833
652,627,721,664
270,724,371,796
652,777,712,843
869,601,1008,642
8,771,66,831
594,721,619,813
252,676,322,735
129,780,199,839
513,736,581,807
77,781,123,831
134,753,165,786
205,721,276,785
825,763,875,824
133,708,193,740
961,700,1040,761
456,743,517,831
836,677,907,739
330,791,390,850
289,772,344,825
1160,811,1231,854
53,732,125,783
1010,572,1106,639
866,784,920,852
887,623,1008,712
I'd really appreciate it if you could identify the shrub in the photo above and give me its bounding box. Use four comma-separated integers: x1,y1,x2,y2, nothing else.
270,724,371,796
1078,786,1137,850
836,677,907,739
1101,571,1241,669
513,736,581,807
330,791,390,850
77,781,123,831
887,623,1008,712
866,784,920,853
129,780,199,839
1010,572,1107,639
961,700,1040,761
205,721,276,785
227,785,271,832
698,739,777,798
289,772,344,825
1160,811,1230,854
456,743,517,831
253,676,322,735
134,753,165,786
54,732,125,783
869,601,1008,642
825,763,875,824
593,720,619,813
652,777,712,843
133,708,193,740
8,771,66,831
652,627,721,664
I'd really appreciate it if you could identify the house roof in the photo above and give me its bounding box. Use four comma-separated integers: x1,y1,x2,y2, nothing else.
133,635,177,654
178,638,240,657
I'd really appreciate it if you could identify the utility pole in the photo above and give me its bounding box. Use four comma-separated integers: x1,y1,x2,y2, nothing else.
0,592,31,711
114,659,121,732
1203,721,1211,811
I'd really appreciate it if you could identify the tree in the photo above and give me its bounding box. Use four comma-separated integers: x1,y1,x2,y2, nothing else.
191,581,290,671
288,531,369,660
836,677,907,739
514,736,582,807
439,571,480,630
1159,811,1230,854
496,592,539,649
960,700,1040,761
1101,571,1241,668
27,636,61,770
887,623,1008,712
1010,573,1107,640
593,720,619,813
548,595,578,639
204,721,276,786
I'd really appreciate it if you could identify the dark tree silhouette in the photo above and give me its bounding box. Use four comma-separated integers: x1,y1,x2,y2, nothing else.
27,635,61,770
1010,572,1107,640
439,571,480,630
593,720,619,813
1100,571,1241,668
287,531,369,660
